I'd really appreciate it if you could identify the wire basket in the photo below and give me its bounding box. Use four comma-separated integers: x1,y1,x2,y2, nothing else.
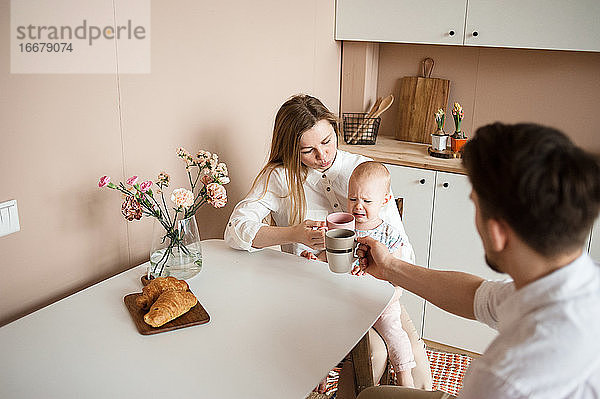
342,113,381,145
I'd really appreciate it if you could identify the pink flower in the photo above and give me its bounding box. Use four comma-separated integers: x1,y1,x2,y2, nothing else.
139,180,152,192
98,175,111,187
206,183,227,208
126,175,139,185
171,188,195,208
121,196,143,221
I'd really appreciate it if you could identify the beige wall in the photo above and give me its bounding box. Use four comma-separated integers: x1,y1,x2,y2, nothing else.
346,42,600,153
0,0,340,326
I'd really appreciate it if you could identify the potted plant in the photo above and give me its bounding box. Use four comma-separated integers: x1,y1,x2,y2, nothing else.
451,102,468,153
431,108,448,151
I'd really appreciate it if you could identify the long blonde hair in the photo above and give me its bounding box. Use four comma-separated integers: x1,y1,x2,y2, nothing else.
251,94,338,225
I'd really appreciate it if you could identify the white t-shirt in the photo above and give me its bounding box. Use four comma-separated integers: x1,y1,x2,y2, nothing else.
224,149,415,261
460,253,600,398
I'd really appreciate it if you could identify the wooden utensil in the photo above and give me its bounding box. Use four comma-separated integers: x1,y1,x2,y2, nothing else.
366,96,383,118
348,94,394,144
371,94,394,118
395,58,450,144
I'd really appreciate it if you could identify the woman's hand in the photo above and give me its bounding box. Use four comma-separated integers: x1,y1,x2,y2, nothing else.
293,220,327,250
300,250,318,260
351,264,366,276
356,235,394,280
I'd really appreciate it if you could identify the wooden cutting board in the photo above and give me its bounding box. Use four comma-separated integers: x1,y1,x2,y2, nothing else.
123,276,210,335
395,58,450,144
124,292,210,335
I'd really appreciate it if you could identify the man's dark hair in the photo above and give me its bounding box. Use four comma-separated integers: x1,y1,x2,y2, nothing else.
463,123,600,257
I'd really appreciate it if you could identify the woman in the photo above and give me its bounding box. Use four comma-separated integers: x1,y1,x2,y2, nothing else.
224,94,414,262
224,95,431,394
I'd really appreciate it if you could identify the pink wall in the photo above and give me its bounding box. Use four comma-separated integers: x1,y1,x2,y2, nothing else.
0,0,340,326
376,43,600,153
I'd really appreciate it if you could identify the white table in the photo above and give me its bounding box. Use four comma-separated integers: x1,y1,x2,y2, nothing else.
0,240,394,399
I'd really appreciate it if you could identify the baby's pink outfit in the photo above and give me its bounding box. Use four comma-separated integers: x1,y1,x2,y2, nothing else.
373,294,416,372
355,222,416,374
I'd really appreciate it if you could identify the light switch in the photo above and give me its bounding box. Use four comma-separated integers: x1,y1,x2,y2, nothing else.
0,200,20,238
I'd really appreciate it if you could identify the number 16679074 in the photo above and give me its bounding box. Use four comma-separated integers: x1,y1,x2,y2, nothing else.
19,42,73,52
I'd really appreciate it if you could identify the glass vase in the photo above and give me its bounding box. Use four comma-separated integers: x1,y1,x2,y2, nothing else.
149,215,202,280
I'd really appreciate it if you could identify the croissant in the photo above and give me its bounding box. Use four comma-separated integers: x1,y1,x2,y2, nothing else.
135,276,189,310
143,290,198,328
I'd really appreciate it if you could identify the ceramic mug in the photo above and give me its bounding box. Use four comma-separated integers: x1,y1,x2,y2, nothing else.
326,212,355,231
325,228,358,273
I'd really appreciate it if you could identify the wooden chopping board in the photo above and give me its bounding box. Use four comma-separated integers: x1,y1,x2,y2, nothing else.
395,58,450,144
123,276,210,335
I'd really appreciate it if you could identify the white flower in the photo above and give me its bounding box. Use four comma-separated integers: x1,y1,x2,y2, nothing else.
170,188,194,208
216,162,228,177
196,150,211,162
206,183,227,208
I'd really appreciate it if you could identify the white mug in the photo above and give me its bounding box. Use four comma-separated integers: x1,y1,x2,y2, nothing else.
325,228,358,273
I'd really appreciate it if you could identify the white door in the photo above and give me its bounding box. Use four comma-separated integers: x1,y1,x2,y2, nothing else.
335,0,466,46
590,217,600,263
386,164,436,335
424,172,503,353
465,0,600,52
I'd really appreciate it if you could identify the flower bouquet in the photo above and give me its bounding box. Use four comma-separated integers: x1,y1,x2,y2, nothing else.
98,148,229,279
450,102,468,153
434,108,446,133
451,102,466,139
431,108,448,151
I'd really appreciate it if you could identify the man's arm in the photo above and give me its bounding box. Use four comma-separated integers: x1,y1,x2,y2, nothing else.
357,236,484,320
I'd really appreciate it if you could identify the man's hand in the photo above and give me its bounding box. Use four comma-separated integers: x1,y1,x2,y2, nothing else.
356,235,394,280
293,220,327,250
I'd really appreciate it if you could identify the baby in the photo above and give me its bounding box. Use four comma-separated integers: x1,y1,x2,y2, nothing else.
303,161,416,387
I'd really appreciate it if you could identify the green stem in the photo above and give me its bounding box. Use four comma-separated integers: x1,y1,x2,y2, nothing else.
187,169,196,193
160,190,172,225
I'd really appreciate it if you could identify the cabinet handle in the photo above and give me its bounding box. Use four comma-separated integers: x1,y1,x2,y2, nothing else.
449,30,455,36
472,31,479,37
419,179,426,185
443,182,449,188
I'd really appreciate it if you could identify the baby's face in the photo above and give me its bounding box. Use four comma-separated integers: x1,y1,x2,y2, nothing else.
347,176,388,226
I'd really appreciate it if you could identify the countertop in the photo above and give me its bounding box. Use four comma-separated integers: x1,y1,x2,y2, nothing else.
339,136,466,175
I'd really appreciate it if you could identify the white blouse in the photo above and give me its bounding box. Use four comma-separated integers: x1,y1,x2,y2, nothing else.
224,149,415,261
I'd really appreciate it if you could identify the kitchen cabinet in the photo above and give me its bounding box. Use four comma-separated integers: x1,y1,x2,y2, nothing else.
335,0,466,46
387,165,436,335
335,0,600,52
589,217,600,263
464,0,600,52
424,171,503,353
387,164,503,353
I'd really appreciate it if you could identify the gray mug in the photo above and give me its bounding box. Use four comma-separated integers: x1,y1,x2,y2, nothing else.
325,228,358,273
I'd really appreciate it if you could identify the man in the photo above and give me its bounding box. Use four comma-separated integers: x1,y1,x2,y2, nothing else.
356,123,600,399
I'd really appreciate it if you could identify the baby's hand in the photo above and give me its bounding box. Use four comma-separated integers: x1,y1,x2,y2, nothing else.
351,264,366,276
300,250,318,261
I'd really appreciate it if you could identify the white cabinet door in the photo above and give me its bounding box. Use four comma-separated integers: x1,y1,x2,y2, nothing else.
423,172,503,353
386,164,436,335
465,0,600,52
335,0,466,46
590,217,600,263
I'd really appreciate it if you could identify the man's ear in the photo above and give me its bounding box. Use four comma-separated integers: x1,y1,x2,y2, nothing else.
487,218,508,252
